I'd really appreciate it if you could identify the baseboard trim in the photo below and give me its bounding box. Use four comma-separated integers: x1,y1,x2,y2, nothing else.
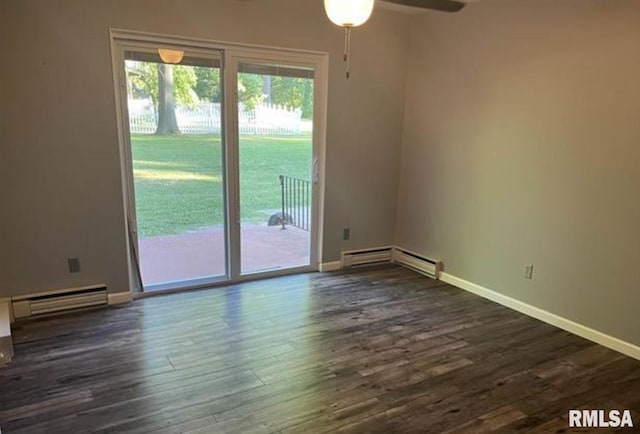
440,272,640,362
319,261,341,272
108,292,133,305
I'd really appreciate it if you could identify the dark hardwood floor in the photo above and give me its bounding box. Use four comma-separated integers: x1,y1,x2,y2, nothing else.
1,265,639,433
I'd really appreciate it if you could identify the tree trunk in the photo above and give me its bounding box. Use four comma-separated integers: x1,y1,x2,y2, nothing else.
155,63,180,135
262,75,272,105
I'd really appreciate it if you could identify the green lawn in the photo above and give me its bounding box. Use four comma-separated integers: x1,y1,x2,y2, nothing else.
132,134,312,238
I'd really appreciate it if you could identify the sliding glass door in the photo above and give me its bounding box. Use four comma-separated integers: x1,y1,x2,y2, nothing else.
113,35,326,292
236,62,315,274
123,49,227,291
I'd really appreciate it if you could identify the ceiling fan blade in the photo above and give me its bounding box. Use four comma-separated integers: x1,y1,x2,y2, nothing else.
381,0,466,13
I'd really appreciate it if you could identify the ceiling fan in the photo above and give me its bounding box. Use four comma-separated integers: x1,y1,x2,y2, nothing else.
238,0,468,77
237,0,467,13
323,0,466,78
378,0,466,13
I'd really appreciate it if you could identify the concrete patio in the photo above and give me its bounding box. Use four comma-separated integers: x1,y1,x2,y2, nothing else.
138,223,310,288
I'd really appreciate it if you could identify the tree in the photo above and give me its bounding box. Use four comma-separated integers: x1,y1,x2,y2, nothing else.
126,62,316,132
126,61,197,134
155,63,180,134
194,67,221,103
236,73,313,118
262,75,272,104
270,77,314,119
238,73,265,110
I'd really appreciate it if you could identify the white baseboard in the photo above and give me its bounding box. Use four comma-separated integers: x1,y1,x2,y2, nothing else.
108,292,133,305
440,272,640,362
319,261,341,272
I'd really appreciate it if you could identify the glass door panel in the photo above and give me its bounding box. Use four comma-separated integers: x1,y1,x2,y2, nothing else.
124,50,227,290
237,62,315,274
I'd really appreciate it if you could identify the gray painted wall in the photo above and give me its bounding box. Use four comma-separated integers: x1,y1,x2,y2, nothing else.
396,0,640,345
4,0,637,350
0,0,409,296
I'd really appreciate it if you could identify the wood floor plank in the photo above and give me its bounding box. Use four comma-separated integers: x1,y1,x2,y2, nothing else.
1,265,639,433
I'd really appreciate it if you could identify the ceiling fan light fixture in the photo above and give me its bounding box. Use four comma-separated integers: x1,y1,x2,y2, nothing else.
324,0,375,27
324,0,375,79
158,48,184,64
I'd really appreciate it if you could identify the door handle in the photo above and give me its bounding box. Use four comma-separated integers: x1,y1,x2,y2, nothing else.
313,158,319,184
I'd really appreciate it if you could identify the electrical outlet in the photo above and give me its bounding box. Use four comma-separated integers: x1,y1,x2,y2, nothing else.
343,228,350,241
68,257,81,273
524,264,534,280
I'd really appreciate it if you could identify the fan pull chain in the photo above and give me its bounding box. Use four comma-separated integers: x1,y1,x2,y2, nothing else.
343,26,352,79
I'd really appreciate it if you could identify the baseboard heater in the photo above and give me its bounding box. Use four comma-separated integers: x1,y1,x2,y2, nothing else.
392,247,442,279
12,285,108,319
341,247,394,268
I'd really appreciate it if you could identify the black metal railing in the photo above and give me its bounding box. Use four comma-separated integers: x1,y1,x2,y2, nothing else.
279,175,311,232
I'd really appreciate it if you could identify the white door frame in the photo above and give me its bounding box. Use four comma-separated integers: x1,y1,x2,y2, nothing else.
109,29,328,293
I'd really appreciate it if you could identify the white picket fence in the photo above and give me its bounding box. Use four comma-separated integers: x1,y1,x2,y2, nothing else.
128,99,303,135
